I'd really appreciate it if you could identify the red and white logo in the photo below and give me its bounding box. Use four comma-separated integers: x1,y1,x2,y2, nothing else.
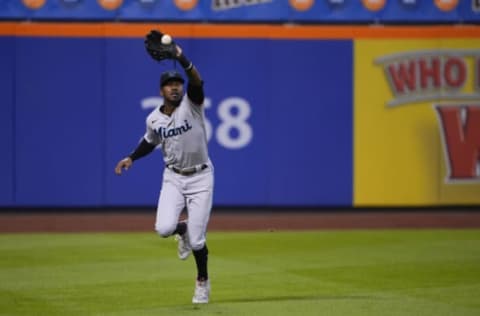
376,49,480,183
436,105,480,182
376,50,479,107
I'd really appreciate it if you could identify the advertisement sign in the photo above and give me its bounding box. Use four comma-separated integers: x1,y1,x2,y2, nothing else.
354,39,480,206
1,0,479,22
0,23,478,207
1,0,116,20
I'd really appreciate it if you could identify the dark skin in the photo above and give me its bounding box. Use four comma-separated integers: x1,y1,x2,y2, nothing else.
114,44,202,175
161,44,202,116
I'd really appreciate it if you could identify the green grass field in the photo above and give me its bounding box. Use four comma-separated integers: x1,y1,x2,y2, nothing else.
1,229,479,315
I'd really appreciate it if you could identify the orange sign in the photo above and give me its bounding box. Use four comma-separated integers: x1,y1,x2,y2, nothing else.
289,0,315,12
174,0,198,11
22,0,46,10
362,0,386,11
434,0,459,11
97,0,123,11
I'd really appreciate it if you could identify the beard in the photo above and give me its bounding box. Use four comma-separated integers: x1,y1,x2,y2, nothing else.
170,95,183,107
171,98,182,107
166,92,183,107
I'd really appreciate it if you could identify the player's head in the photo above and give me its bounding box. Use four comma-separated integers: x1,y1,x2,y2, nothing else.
160,70,184,87
160,70,185,107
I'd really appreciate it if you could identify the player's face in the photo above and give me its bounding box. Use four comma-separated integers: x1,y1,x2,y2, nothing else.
161,80,184,106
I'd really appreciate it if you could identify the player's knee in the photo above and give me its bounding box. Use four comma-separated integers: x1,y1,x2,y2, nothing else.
155,223,175,238
189,238,206,251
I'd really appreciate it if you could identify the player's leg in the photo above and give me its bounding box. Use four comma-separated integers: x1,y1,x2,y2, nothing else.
187,189,212,254
154,171,186,238
184,169,214,252
184,170,214,303
188,188,212,304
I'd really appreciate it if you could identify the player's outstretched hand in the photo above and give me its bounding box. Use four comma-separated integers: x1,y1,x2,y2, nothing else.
115,157,133,175
145,30,180,62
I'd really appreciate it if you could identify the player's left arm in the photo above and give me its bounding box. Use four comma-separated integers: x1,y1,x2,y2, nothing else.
175,45,204,106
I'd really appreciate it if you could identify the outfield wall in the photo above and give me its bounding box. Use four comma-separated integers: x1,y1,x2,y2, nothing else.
0,23,479,207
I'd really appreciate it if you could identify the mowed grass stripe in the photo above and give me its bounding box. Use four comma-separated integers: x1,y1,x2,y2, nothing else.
0,230,479,316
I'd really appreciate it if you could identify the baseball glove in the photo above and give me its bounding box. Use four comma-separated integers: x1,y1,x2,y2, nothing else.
145,30,177,61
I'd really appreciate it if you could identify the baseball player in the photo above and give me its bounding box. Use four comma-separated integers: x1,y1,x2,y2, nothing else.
114,30,213,304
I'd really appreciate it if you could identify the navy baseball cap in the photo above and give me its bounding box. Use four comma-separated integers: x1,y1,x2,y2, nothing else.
160,70,185,87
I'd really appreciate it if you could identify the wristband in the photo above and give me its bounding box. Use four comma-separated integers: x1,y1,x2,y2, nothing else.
177,54,193,70
184,62,193,71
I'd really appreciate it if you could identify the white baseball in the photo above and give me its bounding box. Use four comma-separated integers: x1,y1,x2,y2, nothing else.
161,34,172,45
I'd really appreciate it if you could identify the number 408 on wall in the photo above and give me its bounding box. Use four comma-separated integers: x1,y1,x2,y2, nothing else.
141,96,253,149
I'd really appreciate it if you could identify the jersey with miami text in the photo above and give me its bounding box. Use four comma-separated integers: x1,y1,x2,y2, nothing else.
143,96,209,169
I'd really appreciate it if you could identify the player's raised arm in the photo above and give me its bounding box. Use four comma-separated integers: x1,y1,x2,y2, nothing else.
175,45,204,106
175,45,202,85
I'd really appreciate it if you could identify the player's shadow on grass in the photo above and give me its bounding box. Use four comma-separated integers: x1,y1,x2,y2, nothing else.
216,295,374,303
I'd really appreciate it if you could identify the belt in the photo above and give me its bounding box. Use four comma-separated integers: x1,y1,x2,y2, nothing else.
168,164,208,176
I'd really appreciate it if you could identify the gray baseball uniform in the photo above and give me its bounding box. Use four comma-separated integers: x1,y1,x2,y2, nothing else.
144,94,214,250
